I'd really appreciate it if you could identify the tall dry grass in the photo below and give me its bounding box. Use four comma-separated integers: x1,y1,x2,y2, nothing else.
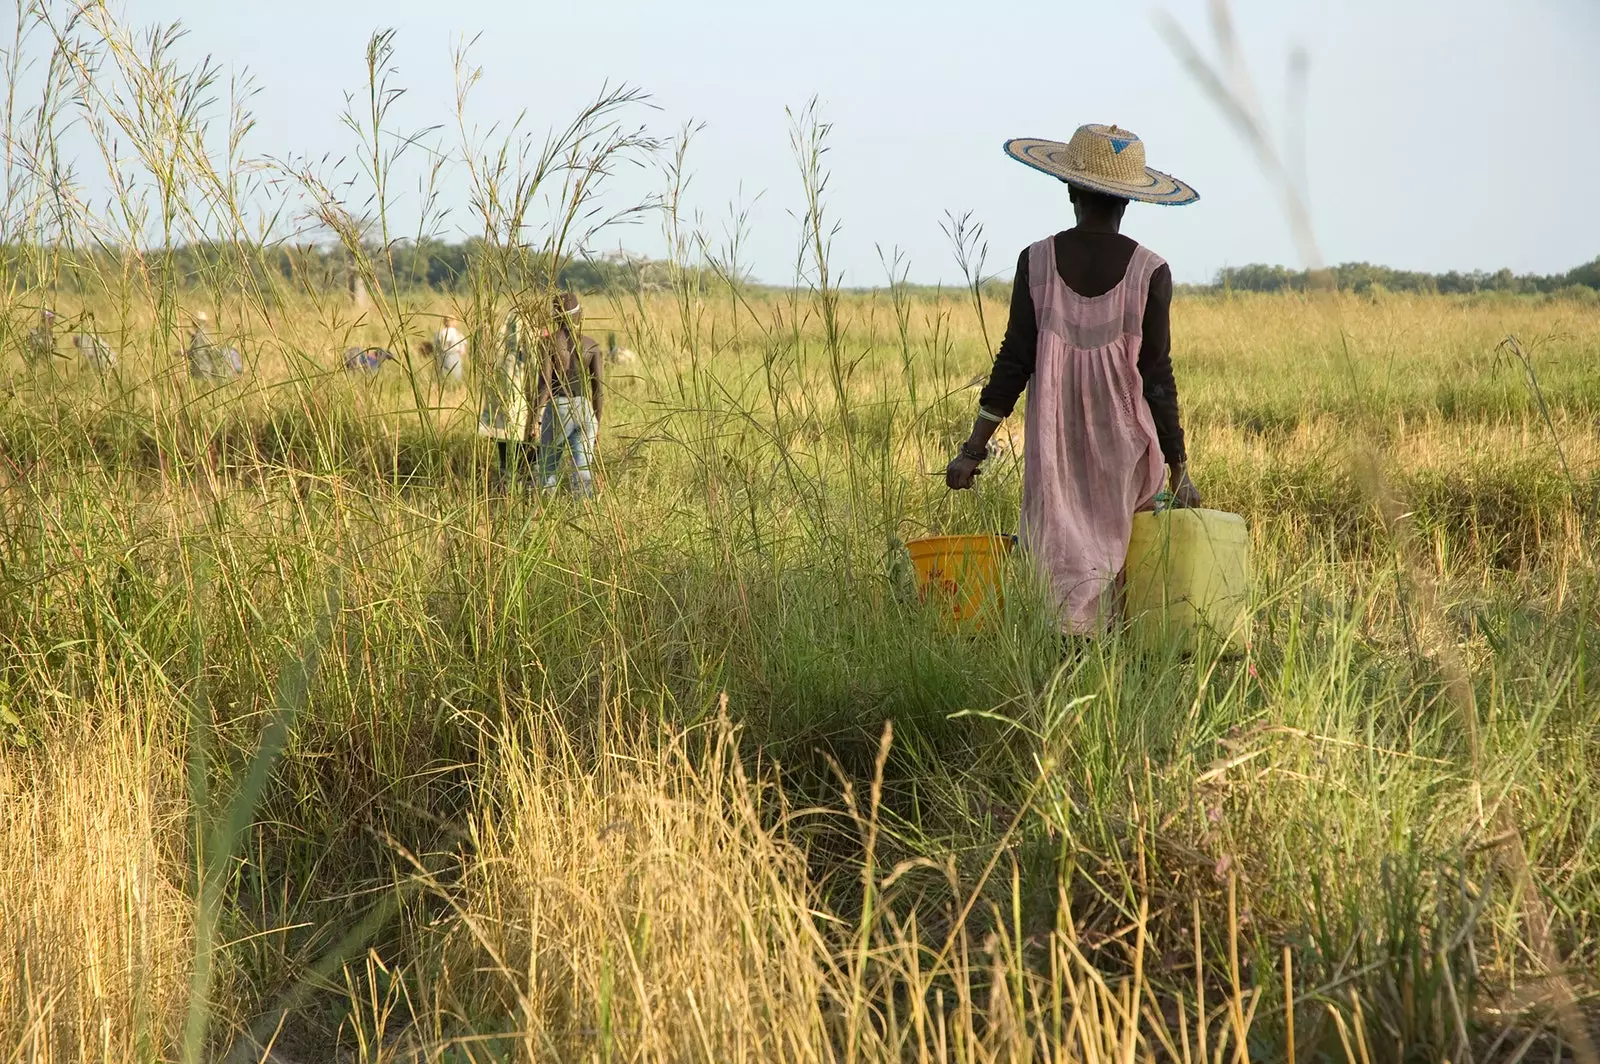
0,710,189,1061
0,2,1597,1061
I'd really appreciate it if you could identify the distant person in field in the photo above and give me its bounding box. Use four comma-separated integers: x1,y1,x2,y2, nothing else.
479,303,539,485
24,308,57,367
605,331,638,366
946,123,1201,634
533,291,604,497
187,310,244,381
434,314,466,381
73,316,118,373
343,346,396,373
477,291,604,494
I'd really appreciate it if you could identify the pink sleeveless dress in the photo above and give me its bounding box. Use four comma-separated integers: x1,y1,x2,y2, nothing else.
1020,236,1167,634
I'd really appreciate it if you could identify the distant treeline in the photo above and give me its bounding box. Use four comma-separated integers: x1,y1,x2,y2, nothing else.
0,239,680,297
7,240,1599,298
1188,256,1600,296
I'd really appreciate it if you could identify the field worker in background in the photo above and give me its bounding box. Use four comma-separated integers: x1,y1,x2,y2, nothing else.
343,346,396,373
534,290,604,497
24,308,57,367
479,292,604,494
479,304,537,486
73,315,118,373
187,310,244,380
606,331,638,367
946,124,1201,634
434,314,466,381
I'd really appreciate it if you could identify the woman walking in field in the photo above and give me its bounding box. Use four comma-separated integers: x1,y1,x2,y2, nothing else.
946,124,1201,634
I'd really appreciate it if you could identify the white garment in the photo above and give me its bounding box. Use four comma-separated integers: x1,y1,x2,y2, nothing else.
478,312,532,440
73,332,117,371
434,324,466,381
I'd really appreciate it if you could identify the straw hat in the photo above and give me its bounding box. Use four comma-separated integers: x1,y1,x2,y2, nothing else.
1004,124,1198,205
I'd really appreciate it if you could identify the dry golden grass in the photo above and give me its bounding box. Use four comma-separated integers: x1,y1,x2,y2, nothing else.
0,709,190,1062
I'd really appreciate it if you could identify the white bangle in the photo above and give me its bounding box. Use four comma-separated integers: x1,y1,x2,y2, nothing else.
976,407,1004,424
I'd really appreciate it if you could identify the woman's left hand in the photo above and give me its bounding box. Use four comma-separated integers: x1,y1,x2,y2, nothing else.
946,454,983,490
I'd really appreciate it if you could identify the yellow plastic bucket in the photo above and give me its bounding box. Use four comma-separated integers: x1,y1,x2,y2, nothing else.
906,534,1014,628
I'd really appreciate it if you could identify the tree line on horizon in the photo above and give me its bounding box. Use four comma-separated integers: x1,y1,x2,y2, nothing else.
0,239,677,303
4,239,1597,299
1190,256,1600,296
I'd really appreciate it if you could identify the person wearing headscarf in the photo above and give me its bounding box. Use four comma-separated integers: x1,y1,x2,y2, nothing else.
947,123,1201,634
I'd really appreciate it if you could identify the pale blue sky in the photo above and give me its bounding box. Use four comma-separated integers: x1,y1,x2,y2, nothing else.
87,1,1600,282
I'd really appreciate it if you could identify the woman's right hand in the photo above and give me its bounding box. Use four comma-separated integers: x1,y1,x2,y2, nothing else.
1170,464,1202,508
946,454,983,490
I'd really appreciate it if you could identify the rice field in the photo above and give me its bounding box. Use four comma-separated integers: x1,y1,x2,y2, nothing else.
1,277,1596,1063
2,10,1599,1062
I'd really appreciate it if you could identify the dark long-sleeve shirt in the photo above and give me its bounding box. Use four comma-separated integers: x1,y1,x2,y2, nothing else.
977,229,1187,465
539,329,605,420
